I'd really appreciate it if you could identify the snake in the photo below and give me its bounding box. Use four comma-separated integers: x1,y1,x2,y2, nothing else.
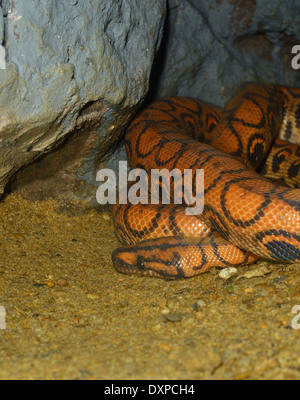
112,83,300,278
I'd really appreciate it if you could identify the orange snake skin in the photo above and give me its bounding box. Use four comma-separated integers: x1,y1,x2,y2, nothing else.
112,83,300,278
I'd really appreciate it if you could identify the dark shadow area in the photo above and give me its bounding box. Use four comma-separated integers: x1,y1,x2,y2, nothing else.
143,1,171,106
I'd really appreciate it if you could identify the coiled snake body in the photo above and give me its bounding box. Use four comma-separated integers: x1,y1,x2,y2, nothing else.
112,83,300,278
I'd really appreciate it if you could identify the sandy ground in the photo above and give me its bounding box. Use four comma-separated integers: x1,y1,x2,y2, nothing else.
0,193,300,380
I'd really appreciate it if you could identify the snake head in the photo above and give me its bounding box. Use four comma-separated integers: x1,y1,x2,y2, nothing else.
112,238,188,279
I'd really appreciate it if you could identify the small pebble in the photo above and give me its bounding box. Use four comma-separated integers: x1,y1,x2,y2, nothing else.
57,279,68,287
46,281,55,288
245,287,255,294
102,213,111,222
87,294,99,300
158,298,167,308
163,313,183,323
159,343,171,352
281,319,289,327
219,268,238,280
152,323,162,332
33,283,44,288
259,322,268,329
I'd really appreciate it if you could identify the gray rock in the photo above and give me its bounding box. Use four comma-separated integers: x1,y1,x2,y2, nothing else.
0,0,166,196
0,4,3,43
0,6,6,69
149,0,300,107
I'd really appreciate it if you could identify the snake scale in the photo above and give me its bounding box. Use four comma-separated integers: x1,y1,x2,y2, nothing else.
112,83,300,278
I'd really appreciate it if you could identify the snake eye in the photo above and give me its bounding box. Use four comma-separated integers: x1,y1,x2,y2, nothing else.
137,256,146,270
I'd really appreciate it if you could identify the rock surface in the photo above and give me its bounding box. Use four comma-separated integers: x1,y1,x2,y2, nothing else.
149,0,300,107
0,5,5,69
0,0,166,197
